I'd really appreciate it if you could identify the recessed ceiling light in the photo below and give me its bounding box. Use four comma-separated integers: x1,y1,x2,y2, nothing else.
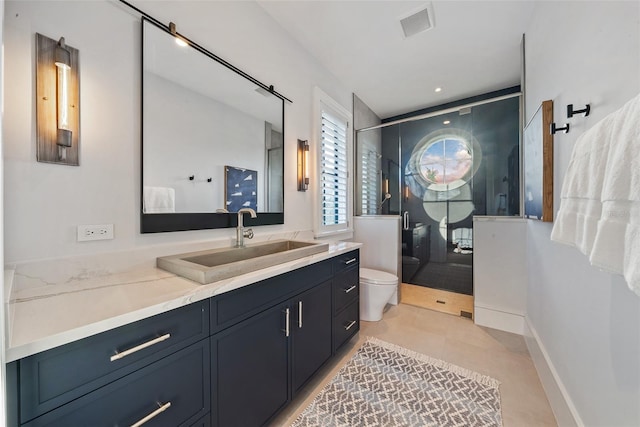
435,87,442,93
443,120,451,125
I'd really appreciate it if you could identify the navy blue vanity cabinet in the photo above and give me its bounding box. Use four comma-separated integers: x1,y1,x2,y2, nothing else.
8,250,360,427
212,301,290,427
291,279,333,395
9,301,210,426
191,414,213,427
23,339,210,427
210,263,334,427
211,281,333,427
210,251,358,427
209,260,332,334
332,250,360,352
333,267,359,314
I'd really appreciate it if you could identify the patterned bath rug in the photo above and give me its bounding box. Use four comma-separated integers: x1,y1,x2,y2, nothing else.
291,337,502,427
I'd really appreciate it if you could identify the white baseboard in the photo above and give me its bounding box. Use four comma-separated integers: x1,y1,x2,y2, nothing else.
474,305,525,335
524,318,583,427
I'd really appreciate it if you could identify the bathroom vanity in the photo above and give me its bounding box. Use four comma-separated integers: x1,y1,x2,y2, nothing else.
5,244,360,427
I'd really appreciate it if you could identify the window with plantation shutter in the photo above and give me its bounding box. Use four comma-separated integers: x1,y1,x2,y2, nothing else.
314,88,353,238
320,110,348,226
360,143,379,215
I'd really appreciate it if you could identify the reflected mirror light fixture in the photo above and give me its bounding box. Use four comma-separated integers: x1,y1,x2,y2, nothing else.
36,33,80,166
169,22,188,47
297,139,310,191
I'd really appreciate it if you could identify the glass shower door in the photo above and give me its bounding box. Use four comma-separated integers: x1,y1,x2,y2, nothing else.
355,95,520,298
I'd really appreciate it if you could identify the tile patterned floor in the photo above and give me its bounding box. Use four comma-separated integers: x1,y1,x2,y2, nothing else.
270,304,557,427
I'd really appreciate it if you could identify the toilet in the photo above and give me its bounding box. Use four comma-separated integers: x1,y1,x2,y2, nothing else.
359,268,399,321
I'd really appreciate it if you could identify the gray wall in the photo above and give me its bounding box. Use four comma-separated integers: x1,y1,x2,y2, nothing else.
525,1,640,425
353,93,381,131
353,94,382,215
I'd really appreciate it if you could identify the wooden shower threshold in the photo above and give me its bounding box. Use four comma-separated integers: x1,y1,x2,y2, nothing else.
400,283,474,319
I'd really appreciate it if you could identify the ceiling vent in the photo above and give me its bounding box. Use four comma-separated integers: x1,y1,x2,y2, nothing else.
399,6,433,38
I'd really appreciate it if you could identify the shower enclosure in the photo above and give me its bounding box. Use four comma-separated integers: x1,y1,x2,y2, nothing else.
355,94,521,297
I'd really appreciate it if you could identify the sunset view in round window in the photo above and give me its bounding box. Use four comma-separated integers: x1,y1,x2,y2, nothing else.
419,137,472,185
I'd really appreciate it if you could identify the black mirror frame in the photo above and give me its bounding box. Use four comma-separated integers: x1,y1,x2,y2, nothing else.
139,17,286,233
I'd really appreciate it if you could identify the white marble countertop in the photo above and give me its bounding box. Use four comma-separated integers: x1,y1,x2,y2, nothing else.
5,238,361,363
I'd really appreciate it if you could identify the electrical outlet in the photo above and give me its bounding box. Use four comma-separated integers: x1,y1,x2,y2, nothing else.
77,224,114,242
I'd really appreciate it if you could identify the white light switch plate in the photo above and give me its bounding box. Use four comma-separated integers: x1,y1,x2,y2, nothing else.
77,224,114,242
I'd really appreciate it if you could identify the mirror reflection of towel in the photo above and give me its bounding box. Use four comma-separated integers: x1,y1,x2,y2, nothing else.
452,227,473,249
143,186,175,213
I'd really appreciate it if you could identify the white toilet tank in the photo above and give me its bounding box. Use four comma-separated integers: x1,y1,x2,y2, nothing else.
360,268,398,321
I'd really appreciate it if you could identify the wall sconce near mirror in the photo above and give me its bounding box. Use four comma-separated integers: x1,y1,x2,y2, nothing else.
36,33,80,166
297,139,310,191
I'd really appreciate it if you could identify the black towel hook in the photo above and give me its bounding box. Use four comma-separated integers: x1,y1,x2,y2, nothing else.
567,104,590,118
188,175,195,181
551,123,570,135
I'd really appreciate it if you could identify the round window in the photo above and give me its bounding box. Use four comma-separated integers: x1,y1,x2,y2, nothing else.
419,137,472,185
405,128,481,194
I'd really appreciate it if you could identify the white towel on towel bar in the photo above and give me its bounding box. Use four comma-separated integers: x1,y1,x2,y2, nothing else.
143,186,175,213
589,93,640,289
550,113,615,255
551,92,640,296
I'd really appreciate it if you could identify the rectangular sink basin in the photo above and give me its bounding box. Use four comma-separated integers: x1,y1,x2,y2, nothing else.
157,240,329,284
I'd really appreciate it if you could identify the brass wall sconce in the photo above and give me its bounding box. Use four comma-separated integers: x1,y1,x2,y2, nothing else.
36,33,80,165
297,139,310,191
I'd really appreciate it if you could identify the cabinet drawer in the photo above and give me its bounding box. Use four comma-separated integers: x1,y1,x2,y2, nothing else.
190,414,212,427
211,259,331,332
333,250,359,274
333,300,359,352
24,339,210,427
19,301,209,423
333,268,359,314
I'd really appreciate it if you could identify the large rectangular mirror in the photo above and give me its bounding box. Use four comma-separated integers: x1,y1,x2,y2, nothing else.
141,18,285,233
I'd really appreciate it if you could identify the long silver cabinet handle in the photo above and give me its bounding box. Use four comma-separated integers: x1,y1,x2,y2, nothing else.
298,301,303,329
130,401,171,427
283,308,290,337
344,258,357,265
343,285,356,294
344,320,357,331
110,333,171,362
